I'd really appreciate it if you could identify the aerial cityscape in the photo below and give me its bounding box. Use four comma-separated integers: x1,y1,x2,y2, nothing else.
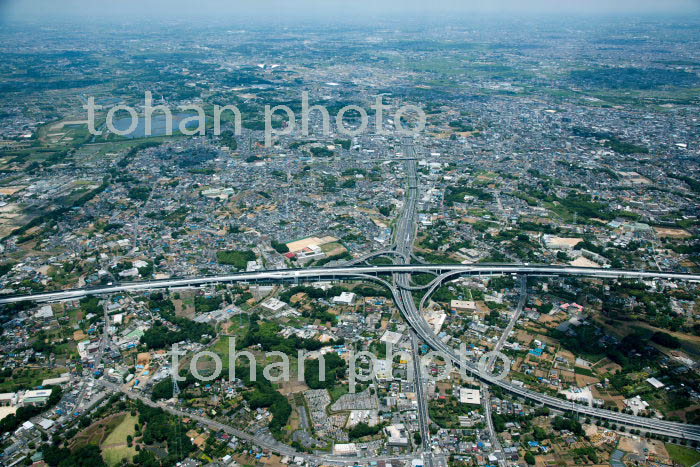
1,1,700,466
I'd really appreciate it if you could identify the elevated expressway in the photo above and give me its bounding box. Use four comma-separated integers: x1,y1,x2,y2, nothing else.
3,147,700,443
1,264,698,305
3,266,700,440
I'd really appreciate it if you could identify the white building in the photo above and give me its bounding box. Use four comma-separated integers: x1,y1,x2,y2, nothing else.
0,393,17,406
451,300,477,312
261,298,286,312
333,443,358,456
380,330,403,346
42,374,70,386
332,292,356,306
35,305,54,320
459,388,481,405
374,359,392,381
118,267,140,278
386,423,410,447
624,395,649,415
21,389,52,406
646,377,665,389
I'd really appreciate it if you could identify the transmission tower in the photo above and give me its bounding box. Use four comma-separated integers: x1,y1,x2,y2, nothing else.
172,376,180,398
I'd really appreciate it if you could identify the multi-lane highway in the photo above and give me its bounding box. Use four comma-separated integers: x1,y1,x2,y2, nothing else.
374,140,700,443
1,264,699,305
391,141,434,467
338,271,700,442
3,139,700,448
482,386,502,456
397,286,700,441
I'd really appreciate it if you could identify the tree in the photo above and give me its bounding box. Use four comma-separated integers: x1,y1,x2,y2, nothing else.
0,387,62,434
55,445,106,467
42,445,70,466
651,331,681,349
348,422,382,440
133,450,159,467
216,249,256,269
525,452,536,465
552,415,584,436
304,353,346,390
271,240,289,254
220,130,238,150
244,384,291,434
532,426,548,441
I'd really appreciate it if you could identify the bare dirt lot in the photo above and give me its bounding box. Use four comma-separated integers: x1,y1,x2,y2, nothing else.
618,436,669,458
654,226,692,238
278,379,309,396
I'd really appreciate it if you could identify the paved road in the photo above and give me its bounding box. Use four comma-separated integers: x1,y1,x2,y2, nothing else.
73,302,111,415
486,275,527,370
482,276,526,462
409,331,432,465
3,253,700,437
344,249,406,266
396,285,700,441
482,386,502,455
4,139,700,444
336,269,700,442
391,139,433,467
2,264,699,305
99,380,415,466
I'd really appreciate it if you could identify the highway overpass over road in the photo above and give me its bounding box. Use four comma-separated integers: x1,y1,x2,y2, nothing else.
3,138,700,445
1,263,699,305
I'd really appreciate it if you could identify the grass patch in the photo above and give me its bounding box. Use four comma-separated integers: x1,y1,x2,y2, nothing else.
574,367,596,377
329,384,349,402
0,367,66,393
71,413,124,450
101,413,138,466
209,336,234,372
102,413,137,445
103,445,138,466
216,249,255,269
666,444,700,467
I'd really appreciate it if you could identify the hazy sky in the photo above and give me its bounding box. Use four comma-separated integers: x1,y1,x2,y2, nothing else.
2,0,700,22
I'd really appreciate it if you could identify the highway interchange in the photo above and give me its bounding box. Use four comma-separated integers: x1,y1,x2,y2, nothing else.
0,264,698,305
3,138,700,461
391,141,440,467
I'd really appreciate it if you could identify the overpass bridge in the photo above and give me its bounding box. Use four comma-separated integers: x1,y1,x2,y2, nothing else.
1,263,698,305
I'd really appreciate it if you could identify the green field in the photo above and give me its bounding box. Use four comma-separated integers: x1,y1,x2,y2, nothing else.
666,444,700,467
0,367,66,393
103,445,138,467
71,413,124,450
210,336,235,371
101,413,138,466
